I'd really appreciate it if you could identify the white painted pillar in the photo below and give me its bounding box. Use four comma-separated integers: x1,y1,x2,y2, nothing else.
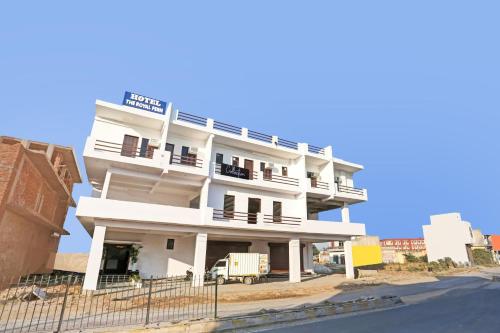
344,240,355,279
341,203,350,223
193,233,208,286
101,170,112,199
83,225,106,290
303,243,314,274
289,238,301,283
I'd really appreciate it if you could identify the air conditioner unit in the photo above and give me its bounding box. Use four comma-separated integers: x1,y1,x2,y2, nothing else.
149,139,161,147
268,162,275,168
189,147,198,154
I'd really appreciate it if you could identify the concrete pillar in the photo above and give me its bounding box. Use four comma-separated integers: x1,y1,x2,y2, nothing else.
83,225,106,290
101,170,112,199
303,243,314,274
193,233,208,286
344,240,355,279
289,238,301,283
341,203,350,223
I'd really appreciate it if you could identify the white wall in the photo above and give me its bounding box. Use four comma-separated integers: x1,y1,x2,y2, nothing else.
423,213,473,264
91,117,162,145
165,133,209,162
137,234,195,278
207,183,306,218
107,187,191,207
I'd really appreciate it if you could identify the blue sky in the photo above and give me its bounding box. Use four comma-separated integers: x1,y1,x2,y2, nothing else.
1,2,498,253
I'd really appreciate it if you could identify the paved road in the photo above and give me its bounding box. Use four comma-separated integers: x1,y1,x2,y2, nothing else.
259,278,500,333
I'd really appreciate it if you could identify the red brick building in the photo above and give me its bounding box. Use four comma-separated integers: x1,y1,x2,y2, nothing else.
380,238,426,251
0,136,81,282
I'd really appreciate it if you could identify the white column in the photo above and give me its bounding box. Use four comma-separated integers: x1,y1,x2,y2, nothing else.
341,202,350,223
83,225,106,290
289,238,301,283
193,233,208,286
303,243,314,274
344,240,355,279
101,170,112,199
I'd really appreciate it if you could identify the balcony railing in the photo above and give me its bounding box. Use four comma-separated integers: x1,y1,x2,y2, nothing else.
213,120,242,135
171,154,203,168
337,184,365,196
308,145,325,155
94,139,154,159
213,209,258,223
310,178,329,190
263,214,302,225
263,173,299,187
177,111,208,126
175,111,330,153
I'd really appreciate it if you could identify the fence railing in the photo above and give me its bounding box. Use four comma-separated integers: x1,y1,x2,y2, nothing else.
263,215,302,225
176,112,208,127
94,140,154,159
263,173,299,187
0,274,216,333
310,179,329,190
171,154,203,168
247,130,273,144
308,145,325,155
337,184,365,196
213,121,242,135
276,138,298,150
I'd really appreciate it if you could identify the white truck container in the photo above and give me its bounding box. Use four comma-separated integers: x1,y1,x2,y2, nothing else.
209,253,269,285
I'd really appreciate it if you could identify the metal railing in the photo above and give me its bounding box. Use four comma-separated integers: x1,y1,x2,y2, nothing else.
263,173,299,187
94,140,154,159
171,154,203,168
213,121,242,135
212,209,258,223
308,145,325,155
337,184,365,196
277,138,298,150
0,274,216,333
263,215,302,225
310,179,329,190
176,112,208,127
248,130,273,144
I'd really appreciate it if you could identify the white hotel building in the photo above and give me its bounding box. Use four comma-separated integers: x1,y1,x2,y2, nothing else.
78,98,368,289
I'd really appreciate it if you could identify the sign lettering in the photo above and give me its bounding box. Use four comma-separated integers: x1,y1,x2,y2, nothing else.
122,91,167,115
220,163,250,180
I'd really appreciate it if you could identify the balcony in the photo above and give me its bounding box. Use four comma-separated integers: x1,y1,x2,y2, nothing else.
335,183,368,202
212,163,301,194
306,177,332,196
212,209,302,226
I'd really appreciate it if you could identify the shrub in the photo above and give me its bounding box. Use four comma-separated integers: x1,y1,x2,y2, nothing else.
472,249,495,265
403,253,419,263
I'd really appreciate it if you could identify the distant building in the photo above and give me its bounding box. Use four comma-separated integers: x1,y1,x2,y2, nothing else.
489,235,500,263
0,136,81,282
380,238,426,264
324,236,382,268
422,213,473,265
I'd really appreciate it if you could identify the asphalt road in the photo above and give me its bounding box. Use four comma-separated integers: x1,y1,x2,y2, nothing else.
260,281,500,333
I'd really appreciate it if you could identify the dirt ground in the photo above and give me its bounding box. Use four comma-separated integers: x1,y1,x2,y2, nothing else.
217,267,482,304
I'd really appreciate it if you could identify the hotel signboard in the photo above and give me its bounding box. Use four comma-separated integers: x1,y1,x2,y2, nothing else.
122,91,167,115
220,163,250,180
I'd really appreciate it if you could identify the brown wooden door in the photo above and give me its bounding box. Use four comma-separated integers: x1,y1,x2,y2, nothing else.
248,198,261,224
244,159,254,179
121,135,139,157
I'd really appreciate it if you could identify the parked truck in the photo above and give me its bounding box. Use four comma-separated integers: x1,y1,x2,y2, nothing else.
209,253,269,285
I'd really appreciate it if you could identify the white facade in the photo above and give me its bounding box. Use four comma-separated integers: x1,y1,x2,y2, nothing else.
78,98,368,289
422,213,474,265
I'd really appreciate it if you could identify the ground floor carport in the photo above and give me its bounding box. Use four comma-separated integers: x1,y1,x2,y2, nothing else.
81,220,356,290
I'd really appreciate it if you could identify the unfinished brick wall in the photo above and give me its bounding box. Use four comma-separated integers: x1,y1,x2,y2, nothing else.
0,142,73,282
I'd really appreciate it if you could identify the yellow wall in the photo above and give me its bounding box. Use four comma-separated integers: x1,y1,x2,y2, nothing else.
352,245,383,267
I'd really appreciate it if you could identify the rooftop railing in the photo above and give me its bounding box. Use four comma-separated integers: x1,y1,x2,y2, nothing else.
175,111,326,153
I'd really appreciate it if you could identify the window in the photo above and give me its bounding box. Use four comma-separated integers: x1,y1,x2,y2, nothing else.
121,135,139,157
282,166,288,176
273,201,282,222
165,143,174,163
139,138,150,157
260,162,266,172
181,146,189,156
232,156,239,166
166,239,175,250
216,153,223,164
223,195,235,218
215,261,226,267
